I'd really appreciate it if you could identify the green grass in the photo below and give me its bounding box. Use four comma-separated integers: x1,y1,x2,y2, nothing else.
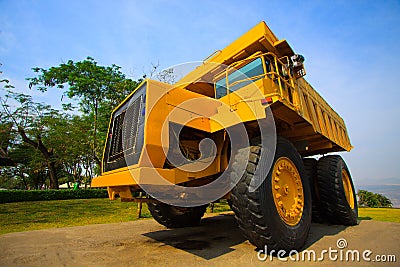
358,207,400,223
1,199,399,235
0,198,152,235
209,200,231,213
0,198,232,235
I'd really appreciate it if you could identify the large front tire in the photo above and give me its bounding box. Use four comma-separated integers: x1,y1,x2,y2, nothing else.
230,137,312,250
148,203,207,228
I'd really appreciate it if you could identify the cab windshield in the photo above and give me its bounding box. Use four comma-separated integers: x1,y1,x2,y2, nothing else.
215,57,265,99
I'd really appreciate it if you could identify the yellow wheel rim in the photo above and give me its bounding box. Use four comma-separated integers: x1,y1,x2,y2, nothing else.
272,157,304,226
342,169,355,209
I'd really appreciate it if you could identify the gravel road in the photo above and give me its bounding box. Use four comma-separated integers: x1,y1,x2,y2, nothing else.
0,212,399,266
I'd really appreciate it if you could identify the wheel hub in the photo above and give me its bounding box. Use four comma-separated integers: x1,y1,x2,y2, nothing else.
283,185,289,195
272,157,304,226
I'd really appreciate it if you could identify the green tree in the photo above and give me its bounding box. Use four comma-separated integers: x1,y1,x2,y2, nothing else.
4,144,49,189
357,189,392,208
27,57,140,166
0,119,15,167
49,114,95,188
0,91,64,189
0,65,16,167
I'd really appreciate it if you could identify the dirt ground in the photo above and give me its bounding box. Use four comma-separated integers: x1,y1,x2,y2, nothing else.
0,212,399,267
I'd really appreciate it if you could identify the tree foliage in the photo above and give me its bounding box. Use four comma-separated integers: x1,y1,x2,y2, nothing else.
0,89,81,189
357,190,392,208
27,57,140,165
0,58,140,189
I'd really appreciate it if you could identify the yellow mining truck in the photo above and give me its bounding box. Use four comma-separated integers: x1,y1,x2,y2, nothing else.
92,21,357,251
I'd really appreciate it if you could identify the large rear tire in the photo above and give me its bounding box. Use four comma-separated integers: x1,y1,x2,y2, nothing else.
230,137,312,250
303,158,324,223
317,155,358,226
148,203,207,228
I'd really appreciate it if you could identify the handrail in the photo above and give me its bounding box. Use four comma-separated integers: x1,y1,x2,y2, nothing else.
203,50,222,63
215,51,300,109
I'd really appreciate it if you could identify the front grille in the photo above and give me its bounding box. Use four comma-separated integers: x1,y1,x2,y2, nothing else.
109,110,125,162
123,95,144,157
103,83,146,172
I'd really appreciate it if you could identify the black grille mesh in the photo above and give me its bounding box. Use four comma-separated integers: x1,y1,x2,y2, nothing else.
103,85,146,172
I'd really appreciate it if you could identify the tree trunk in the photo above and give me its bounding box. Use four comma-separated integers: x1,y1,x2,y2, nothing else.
18,127,59,189
48,161,59,189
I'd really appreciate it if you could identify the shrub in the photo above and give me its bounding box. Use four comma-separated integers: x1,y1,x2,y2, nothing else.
0,189,108,204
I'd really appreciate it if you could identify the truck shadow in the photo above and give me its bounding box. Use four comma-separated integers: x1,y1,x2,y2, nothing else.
143,213,244,260
143,213,348,260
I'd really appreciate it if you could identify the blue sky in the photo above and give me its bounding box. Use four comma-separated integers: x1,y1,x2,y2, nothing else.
1,0,400,185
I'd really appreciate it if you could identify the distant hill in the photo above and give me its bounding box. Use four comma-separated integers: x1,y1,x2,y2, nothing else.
356,177,400,186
